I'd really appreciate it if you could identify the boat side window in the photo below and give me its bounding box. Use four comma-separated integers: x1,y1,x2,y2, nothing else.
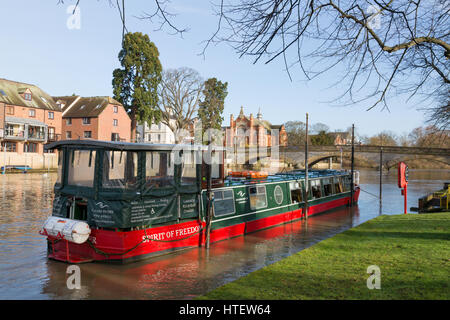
249,185,267,210
343,176,351,192
289,181,303,203
103,151,138,189
145,151,174,188
323,178,333,196
213,189,235,217
56,149,63,184
310,179,322,199
68,150,96,187
181,151,197,185
334,177,343,194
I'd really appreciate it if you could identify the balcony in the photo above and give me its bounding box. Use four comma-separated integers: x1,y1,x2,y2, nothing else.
4,124,25,140
27,125,46,141
47,133,62,142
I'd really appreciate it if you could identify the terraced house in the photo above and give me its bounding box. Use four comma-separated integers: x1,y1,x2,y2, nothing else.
0,78,62,168
53,96,131,142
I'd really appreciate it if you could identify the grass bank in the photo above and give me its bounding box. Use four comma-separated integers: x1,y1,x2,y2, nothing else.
198,212,450,300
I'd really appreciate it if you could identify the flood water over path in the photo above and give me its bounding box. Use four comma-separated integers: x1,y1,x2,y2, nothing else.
0,170,448,299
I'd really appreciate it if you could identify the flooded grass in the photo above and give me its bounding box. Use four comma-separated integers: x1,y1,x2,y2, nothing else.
198,212,450,300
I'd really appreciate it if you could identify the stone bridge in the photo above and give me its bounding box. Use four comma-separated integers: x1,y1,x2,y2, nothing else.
237,144,450,170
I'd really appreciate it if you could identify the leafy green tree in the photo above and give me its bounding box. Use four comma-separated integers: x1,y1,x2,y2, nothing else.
310,130,334,146
197,78,228,145
112,32,162,142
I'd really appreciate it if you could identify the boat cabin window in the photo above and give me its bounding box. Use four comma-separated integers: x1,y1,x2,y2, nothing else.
145,151,174,188
103,151,138,189
343,176,351,192
323,178,333,197
213,189,235,217
310,179,322,199
68,150,96,187
56,149,63,185
211,151,222,179
290,181,303,203
181,151,197,185
334,177,343,193
249,185,267,210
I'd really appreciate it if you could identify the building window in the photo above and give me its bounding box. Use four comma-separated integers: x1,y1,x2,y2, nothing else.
6,106,14,115
111,133,120,141
113,119,118,126
82,117,91,125
113,105,118,113
48,127,55,140
84,131,92,138
1,142,17,152
29,109,36,117
24,93,32,101
66,118,72,125
24,143,38,153
147,134,151,142
66,131,72,139
48,111,54,119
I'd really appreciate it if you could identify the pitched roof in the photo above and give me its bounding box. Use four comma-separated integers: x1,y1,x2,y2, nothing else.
61,96,123,118
53,96,80,112
0,78,60,111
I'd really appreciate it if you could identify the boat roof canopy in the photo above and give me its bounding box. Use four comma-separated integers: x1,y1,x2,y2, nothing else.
44,139,225,152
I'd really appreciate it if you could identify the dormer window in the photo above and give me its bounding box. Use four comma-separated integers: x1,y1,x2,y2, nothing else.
24,93,32,101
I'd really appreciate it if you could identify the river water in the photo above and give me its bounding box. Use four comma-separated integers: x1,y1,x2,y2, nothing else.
0,169,448,300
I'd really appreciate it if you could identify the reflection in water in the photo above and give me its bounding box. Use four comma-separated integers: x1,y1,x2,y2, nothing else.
0,170,448,299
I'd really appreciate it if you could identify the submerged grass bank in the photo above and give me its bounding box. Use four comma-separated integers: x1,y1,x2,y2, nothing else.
198,212,450,300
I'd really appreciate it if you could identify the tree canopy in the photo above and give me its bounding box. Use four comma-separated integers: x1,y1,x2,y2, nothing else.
197,77,228,144
112,32,162,141
158,67,204,143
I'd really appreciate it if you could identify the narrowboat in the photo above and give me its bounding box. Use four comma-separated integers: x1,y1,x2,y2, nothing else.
39,140,360,263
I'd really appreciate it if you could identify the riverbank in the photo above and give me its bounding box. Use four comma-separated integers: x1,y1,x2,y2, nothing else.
197,212,450,300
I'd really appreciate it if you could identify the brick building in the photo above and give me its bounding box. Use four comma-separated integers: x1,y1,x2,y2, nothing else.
223,107,288,148
0,78,62,166
54,96,131,142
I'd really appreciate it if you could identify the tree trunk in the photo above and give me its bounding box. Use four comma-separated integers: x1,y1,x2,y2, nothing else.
130,108,137,143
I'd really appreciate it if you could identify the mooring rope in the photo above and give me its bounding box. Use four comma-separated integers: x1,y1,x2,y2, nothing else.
359,187,380,199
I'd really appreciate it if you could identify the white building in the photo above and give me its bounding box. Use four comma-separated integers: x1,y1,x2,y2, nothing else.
137,121,175,144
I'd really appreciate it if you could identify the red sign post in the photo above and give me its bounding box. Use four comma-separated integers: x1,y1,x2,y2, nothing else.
398,162,409,214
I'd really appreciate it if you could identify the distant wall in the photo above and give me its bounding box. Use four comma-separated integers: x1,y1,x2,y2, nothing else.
0,152,58,169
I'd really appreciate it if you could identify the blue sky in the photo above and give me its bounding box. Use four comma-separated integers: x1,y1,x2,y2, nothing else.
0,0,428,137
